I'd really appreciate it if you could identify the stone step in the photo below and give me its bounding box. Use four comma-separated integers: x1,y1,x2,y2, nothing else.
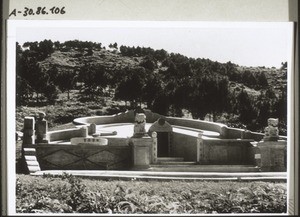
155,161,197,165
25,155,37,161
157,157,184,162
147,165,260,173
23,148,36,155
28,165,41,174
27,161,40,166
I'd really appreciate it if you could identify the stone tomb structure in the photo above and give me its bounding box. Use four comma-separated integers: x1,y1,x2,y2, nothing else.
21,110,287,174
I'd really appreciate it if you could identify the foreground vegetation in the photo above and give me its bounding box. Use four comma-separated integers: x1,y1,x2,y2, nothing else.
16,173,287,214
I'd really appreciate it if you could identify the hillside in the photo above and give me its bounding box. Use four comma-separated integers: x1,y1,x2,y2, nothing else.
35,46,286,99
16,40,288,134
39,49,142,73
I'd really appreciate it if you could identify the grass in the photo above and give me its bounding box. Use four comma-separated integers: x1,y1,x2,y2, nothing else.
16,173,287,214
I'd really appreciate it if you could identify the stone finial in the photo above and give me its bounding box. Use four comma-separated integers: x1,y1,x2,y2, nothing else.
263,118,279,141
35,112,48,143
152,131,157,138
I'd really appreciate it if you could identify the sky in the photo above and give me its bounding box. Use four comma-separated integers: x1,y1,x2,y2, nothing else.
14,21,293,68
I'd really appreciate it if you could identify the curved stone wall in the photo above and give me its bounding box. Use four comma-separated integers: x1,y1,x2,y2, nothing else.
68,110,289,141
73,110,231,138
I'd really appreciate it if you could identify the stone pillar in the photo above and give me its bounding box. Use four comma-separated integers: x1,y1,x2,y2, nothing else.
256,118,286,172
197,132,204,164
23,117,35,146
90,123,97,135
151,132,157,164
220,126,228,139
35,112,48,143
79,126,88,137
251,144,261,168
257,140,287,172
129,135,153,169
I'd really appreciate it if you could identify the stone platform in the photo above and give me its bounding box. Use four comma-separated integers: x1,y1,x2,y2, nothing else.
32,170,287,182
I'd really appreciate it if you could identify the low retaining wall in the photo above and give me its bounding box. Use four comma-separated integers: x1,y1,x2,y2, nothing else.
166,117,226,137
198,138,255,165
172,132,198,161
35,144,131,170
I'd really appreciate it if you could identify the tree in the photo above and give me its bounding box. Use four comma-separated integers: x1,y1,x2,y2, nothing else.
257,72,268,88
77,63,108,100
236,89,257,126
43,83,59,104
142,74,163,108
55,70,76,100
241,70,257,88
152,94,170,116
139,55,157,71
115,67,147,106
154,49,168,61
38,39,54,59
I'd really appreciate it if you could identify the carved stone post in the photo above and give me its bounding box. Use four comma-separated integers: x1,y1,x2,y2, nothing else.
35,112,48,143
197,132,204,164
152,132,157,164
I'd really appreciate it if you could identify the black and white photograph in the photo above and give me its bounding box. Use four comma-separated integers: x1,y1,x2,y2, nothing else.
6,20,294,215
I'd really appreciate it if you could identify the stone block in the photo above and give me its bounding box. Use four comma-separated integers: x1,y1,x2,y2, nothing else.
257,140,287,172
71,137,108,146
23,135,35,145
130,136,153,169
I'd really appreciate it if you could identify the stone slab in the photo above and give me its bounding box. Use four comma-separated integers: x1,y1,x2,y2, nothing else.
23,148,36,155
27,161,40,166
25,156,37,161
31,170,287,181
28,165,41,173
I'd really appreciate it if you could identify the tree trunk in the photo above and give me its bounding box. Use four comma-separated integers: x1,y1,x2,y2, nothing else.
67,90,70,100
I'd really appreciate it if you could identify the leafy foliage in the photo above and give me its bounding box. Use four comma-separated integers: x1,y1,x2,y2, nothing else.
16,174,287,214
